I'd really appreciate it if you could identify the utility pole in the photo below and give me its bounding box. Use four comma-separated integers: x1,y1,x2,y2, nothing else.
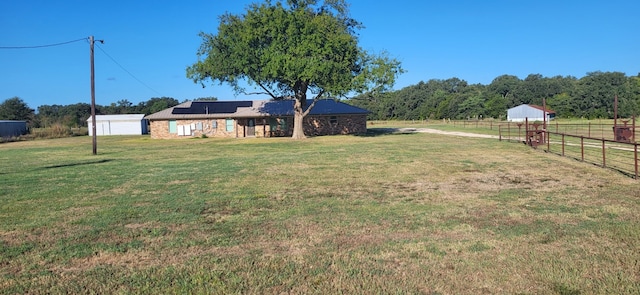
89,36,103,155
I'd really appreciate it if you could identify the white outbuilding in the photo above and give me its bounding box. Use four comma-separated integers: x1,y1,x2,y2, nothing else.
87,114,148,136
507,104,555,122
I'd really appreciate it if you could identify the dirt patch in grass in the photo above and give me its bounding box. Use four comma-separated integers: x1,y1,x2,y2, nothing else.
0,230,35,247
52,250,156,272
167,179,193,185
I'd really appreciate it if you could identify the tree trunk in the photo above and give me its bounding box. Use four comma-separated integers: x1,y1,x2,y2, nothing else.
291,98,306,139
290,82,309,140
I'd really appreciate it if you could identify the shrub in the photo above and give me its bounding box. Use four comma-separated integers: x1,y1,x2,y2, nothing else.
31,124,73,139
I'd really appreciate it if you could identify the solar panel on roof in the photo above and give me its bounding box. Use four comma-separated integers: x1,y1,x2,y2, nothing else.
172,101,253,115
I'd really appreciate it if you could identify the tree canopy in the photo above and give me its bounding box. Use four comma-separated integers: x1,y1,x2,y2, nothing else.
33,97,180,128
351,72,640,121
187,0,404,138
0,97,35,123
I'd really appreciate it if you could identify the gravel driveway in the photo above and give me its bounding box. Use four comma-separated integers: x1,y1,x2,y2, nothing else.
378,127,499,139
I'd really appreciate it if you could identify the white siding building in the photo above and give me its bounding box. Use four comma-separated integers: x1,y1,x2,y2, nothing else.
87,114,148,136
507,104,555,122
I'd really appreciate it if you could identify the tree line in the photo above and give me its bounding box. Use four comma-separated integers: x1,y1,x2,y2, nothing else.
349,71,640,121
3,71,639,127
0,97,218,128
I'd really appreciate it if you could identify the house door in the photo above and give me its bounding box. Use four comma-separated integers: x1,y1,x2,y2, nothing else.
247,119,255,137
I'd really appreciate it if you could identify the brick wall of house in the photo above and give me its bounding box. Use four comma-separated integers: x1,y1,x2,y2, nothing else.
149,114,367,139
149,119,237,139
149,120,171,139
304,114,367,136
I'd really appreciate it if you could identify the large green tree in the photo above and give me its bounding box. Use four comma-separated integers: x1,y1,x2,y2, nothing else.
0,97,35,123
187,0,403,139
487,75,521,108
575,71,627,119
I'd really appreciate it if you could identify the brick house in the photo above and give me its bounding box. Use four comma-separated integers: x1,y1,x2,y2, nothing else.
144,99,369,139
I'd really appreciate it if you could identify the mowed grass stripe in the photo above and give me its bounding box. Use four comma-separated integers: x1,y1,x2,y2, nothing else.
0,133,638,294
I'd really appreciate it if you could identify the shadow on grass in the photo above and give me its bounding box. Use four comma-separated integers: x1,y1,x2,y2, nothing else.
43,159,114,169
0,159,115,176
358,128,419,137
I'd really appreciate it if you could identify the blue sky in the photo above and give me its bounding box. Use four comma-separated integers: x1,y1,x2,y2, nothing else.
1,0,639,110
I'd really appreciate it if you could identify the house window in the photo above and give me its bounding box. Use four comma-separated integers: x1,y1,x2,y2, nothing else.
168,120,177,134
269,118,287,130
330,116,338,126
225,118,234,132
195,122,203,131
212,120,218,129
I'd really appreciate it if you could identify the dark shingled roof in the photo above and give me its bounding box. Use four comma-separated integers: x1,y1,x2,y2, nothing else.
258,99,369,116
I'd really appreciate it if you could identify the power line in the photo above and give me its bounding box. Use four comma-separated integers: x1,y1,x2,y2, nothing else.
1,36,165,98
94,43,164,97
0,37,88,49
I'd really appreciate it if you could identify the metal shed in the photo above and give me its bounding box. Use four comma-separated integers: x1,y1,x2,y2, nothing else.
87,114,148,136
507,104,555,122
0,120,28,138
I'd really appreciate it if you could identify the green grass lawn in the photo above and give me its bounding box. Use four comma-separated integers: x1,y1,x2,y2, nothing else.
1,132,639,294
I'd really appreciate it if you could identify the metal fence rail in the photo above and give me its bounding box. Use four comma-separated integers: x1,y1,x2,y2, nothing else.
452,119,639,142
546,132,638,178
498,124,639,179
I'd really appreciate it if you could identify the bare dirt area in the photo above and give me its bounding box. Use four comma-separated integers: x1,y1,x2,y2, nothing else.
376,127,499,139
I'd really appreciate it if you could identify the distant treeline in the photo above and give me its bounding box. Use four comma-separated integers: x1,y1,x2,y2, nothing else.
0,97,218,129
348,71,640,121
35,97,182,128
4,71,639,128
